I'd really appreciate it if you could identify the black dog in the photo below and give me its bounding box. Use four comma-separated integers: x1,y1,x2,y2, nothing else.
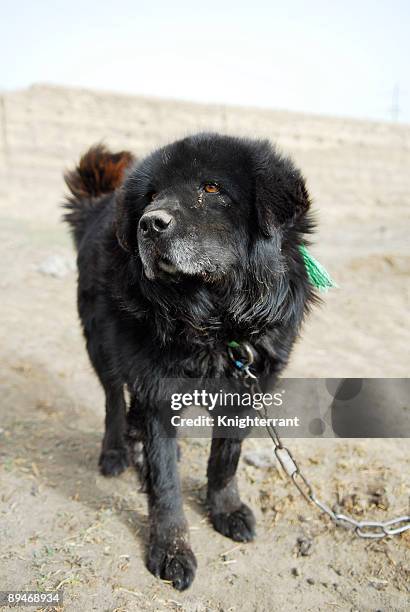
64,133,316,590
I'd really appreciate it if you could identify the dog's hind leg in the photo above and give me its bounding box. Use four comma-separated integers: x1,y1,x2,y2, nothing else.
83,331,129,476
98,386,129,476
207,437,256,542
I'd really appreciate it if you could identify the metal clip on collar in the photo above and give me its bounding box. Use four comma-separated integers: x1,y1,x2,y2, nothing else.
227,341,257,379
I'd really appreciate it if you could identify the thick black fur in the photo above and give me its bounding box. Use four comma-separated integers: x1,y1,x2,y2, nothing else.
63,134,316,590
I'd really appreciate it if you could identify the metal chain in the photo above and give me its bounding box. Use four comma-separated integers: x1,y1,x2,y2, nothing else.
229,342,410,539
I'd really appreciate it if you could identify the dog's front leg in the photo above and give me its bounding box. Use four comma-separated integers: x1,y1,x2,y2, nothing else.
140,409,197,590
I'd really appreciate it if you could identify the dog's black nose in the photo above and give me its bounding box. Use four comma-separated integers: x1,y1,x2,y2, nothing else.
139,210,174,236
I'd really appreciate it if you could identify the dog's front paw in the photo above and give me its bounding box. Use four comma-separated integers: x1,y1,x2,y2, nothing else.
210,503,256,542
99,447,129,476
147,537,197,591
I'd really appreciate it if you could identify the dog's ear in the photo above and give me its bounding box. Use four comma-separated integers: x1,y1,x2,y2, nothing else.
115,188,133,252
254,143,311,237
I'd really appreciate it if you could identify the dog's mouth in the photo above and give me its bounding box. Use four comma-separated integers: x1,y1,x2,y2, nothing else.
157,256,178,275
138,240,181,279
139,240,223,283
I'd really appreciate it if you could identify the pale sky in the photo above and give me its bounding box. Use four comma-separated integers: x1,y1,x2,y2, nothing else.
1,0,409,123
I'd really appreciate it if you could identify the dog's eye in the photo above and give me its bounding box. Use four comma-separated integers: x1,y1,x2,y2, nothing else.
203,183,220,194
148,192,158,201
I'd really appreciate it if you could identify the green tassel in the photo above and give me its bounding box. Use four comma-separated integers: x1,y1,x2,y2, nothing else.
299,245,337,292
227,340,241,349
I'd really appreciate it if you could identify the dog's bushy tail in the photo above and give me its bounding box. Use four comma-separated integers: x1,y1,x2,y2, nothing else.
63,144,135,247
64,144,134,199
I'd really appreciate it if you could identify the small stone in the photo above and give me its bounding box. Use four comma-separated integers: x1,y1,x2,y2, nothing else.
243,449,276,468
368,578,388,591
307,578,315,585
30,483,39,496
37,255,75,279
296,536,313,556
291,567,300,577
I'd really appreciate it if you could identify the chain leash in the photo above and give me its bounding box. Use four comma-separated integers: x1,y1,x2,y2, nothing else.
228,341,410,539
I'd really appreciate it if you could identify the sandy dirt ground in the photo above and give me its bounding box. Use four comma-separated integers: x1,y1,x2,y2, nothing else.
0,85,409,611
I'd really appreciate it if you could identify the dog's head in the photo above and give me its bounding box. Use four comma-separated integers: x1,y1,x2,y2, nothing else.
116,133,311,284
